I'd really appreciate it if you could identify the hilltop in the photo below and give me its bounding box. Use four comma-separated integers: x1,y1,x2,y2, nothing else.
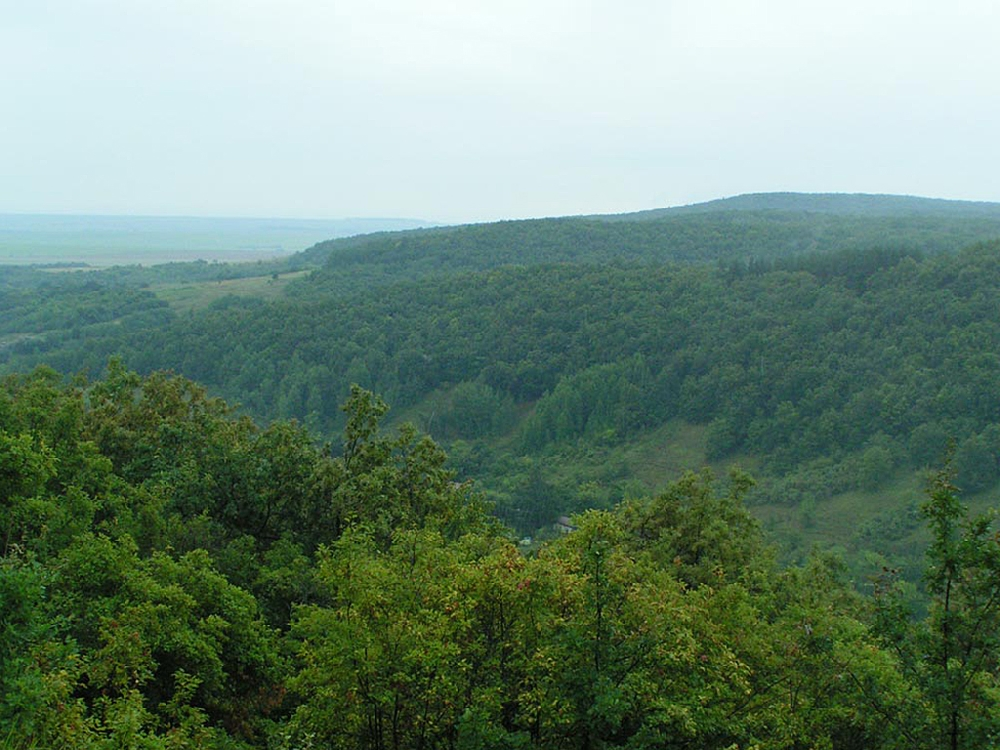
295,192,1000,295
611,191,1000,220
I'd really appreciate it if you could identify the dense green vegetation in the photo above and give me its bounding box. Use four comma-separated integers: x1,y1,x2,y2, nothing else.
5,195,1000,575
4,364,1000,748
300,207,1000,294
5,193,1000,745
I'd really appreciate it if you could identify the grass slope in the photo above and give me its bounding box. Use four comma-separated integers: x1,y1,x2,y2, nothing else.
152,270,311,314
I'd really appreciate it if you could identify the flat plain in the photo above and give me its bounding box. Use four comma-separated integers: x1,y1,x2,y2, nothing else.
0,214,432,267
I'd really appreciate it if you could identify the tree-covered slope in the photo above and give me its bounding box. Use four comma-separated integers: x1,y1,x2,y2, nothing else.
621,192,1000,220
6,238,1000,536
297,204,1000,294
4,193,1000,558
4,365,1000,749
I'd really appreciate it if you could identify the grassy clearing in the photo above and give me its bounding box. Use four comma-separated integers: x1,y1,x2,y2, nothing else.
560,419,758,496
0,333,40,350
626,420,725,488
512,420,717,498
812,474,923,542
368,388,999,580
152,270,310,313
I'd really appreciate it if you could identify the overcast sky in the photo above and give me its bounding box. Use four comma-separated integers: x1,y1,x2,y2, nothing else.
2,0,998,223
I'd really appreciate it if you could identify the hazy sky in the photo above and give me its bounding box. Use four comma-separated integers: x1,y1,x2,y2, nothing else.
3,0,999,223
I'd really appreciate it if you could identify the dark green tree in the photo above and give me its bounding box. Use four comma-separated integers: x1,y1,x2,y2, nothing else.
875,466,1000,749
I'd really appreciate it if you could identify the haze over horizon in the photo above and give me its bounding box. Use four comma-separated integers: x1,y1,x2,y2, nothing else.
4,0,999,224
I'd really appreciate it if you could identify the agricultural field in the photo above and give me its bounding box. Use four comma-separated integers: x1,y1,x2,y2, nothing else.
0,214,433,267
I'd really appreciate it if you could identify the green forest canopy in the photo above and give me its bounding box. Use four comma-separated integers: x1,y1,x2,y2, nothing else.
5,193,1000,746
3,364,1000,749
3,192,1000,574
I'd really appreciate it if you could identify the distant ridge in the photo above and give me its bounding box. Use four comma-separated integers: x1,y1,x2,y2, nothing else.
601,192,1000,221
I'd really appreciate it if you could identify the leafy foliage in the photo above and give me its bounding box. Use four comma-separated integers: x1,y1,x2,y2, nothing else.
4,195,1000,745
0,363,997,747
5,204,1000,548
874,468,1000,749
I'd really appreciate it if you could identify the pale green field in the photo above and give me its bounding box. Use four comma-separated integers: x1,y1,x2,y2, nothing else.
0,214,432,267
152,271,311,313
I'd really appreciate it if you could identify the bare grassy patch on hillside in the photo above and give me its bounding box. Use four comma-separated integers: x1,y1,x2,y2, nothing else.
153,271,310,313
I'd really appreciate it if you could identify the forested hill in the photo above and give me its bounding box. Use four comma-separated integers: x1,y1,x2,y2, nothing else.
43,243,1000,481
617,192,1000,220
296,194,1000,294
4,192,1000,574
8,192,1000,747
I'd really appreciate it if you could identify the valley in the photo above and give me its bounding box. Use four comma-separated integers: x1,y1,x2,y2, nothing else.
5,192,1000,748
5,192,1000,583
